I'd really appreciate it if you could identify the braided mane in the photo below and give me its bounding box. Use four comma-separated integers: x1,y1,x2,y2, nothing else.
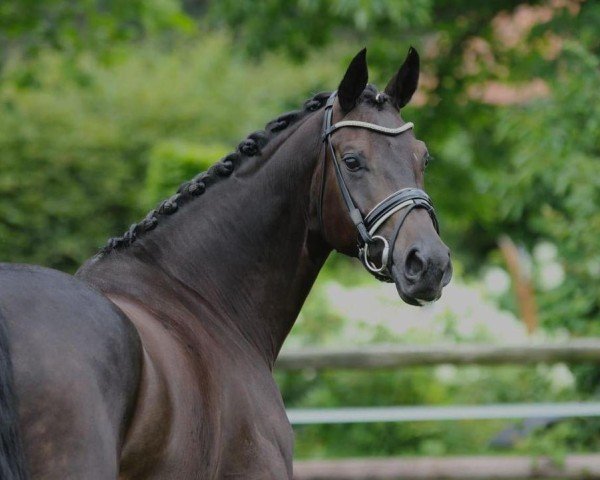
99,91,335,255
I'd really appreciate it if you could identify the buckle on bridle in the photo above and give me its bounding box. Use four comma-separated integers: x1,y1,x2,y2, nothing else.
361,235,390,274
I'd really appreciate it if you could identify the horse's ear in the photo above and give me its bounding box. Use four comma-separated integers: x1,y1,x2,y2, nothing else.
337,48,368,113
385,46,420,110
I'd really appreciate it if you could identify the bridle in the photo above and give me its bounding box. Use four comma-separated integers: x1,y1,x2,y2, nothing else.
318,91,439,283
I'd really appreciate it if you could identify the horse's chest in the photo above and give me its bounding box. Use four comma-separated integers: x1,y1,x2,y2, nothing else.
217,372,294,479
115,300,294,479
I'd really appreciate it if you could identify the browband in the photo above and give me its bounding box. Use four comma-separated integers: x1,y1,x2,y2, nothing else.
323,120,414,140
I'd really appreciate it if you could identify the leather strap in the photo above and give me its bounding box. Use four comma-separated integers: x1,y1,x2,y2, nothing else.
321,93,371,245
323,120,414,139
364,188,439,235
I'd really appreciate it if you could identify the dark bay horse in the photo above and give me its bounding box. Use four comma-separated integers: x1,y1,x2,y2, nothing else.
0,48,451,479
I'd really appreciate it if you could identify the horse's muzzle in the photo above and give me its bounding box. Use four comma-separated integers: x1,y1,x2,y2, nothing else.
391,241,453,306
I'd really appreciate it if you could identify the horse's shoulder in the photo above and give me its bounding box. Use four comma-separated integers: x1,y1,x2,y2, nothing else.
0,263,143,477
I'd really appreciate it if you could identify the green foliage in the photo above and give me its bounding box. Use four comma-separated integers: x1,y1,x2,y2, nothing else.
208,0,432,59
0,35,341,271
145,141,229,203
514,418,600,457
0,0,194,69
493,41,600,337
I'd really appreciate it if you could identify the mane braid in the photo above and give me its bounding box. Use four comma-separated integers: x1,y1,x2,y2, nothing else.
98,91,332,255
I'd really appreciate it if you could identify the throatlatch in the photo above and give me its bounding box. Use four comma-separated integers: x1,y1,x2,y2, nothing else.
320,92,439,282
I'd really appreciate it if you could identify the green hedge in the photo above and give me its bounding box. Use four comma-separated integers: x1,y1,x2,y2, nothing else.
144,141,229,203
0,34,341,271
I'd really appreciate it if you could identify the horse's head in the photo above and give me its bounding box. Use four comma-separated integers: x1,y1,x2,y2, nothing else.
317,48,452,305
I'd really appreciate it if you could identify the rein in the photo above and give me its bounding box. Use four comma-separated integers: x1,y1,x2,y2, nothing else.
319,92,439,282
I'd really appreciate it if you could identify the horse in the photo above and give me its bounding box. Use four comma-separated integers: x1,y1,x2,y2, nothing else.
0,47,452,479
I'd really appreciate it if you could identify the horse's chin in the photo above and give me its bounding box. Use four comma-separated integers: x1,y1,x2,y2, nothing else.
396,288,423,306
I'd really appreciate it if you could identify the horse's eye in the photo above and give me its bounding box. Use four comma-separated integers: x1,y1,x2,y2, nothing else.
424,153,433,168
343,155,361,171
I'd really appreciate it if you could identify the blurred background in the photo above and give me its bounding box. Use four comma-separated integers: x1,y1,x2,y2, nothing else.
1,0,599,475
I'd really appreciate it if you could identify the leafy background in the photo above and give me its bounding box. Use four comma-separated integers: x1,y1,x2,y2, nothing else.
1,0,598,460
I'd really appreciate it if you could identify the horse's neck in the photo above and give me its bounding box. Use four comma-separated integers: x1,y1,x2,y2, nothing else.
81,112,330,367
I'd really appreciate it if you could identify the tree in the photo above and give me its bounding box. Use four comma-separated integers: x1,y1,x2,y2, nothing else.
208,0,600,336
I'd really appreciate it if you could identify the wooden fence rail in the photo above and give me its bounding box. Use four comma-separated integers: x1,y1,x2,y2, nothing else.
277,340,600,370
293,454,600,479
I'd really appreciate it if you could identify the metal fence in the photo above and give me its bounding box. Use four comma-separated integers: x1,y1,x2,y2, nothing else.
276,340,600,479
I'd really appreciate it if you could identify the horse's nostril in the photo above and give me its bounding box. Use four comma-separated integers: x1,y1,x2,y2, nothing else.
405,249,425,279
